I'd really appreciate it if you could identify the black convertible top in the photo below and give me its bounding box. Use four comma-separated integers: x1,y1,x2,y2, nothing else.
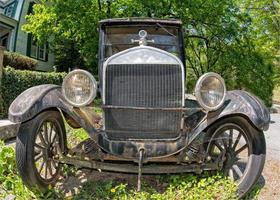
99,18,182,26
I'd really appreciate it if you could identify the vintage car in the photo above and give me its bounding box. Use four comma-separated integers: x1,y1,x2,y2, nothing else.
9,18,270,198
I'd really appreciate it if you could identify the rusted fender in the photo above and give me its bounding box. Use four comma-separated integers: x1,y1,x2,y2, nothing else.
8,84,96,135
189,90,270,143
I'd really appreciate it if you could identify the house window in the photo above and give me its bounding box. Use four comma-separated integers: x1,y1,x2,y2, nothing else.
1,34,9,49
28,35,48,61
4,1,18,18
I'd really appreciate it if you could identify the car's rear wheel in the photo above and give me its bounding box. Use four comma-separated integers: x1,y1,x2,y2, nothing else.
16,111,67,191
206,116,266,198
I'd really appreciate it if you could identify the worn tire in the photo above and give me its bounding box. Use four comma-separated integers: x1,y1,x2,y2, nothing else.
206,116,266,199
16,110,67,191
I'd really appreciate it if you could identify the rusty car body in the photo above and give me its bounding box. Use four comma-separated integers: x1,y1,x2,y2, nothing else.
9,18,270,198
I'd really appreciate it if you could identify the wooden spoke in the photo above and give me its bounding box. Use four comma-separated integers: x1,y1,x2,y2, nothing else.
47,160,53,176
232,164,243,178
51,159,58,169
48,123,54,144
35,152,43,162
35,143,45,150
229,168,234,180
34,147,41,155
228,129,233,148
214,141,224,152
56,143,63,155
38,161,45,174
38,131,47,147
43,123,49,144
235,144,248,155
232,132,241,150
51,131,58,145
222,137,228,149
44,161,48,179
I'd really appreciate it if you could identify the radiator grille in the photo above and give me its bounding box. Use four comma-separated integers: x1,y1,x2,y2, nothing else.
104,64,183,139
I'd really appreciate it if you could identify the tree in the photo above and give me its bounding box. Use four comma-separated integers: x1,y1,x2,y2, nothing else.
22,0,279,105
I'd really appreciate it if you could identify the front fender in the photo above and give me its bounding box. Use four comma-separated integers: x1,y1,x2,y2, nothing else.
189,90,270,143
9,84,61,122
8,84,96,137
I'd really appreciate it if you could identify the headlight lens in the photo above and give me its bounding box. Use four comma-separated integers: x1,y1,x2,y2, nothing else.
195,72,226,111
62,69,97,107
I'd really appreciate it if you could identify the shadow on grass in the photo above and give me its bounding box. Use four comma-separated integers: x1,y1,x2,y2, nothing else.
50,169,244,200
26,167,265,200
57,169,168,199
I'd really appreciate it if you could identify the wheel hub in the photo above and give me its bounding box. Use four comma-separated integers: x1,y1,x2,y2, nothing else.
224,149,238,169
44,145,55,158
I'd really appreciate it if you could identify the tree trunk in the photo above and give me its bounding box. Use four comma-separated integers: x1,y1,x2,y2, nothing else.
0,46,4,85
0,46,4,117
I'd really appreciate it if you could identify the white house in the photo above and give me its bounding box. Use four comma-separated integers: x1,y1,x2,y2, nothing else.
0,0,55,71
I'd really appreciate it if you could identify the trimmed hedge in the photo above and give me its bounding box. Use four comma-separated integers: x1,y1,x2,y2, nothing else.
3,51,38,70
0,67,66,119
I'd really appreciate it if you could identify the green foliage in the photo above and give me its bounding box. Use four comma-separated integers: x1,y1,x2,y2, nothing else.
67,126,89,148
3,51,38,71
0,141,40,199
22,0,279,106
0,141,66,199
73,173,238,200
0,67,66,119
22,0,101,73
0,140,261,199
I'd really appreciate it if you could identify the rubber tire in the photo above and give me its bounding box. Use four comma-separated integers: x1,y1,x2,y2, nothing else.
206,116,266,199
16,110,67,191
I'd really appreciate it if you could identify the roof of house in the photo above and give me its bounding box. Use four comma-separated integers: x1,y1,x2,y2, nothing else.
0,0,13,6
0,13,17,28
0,0,14,9
99,18,182,26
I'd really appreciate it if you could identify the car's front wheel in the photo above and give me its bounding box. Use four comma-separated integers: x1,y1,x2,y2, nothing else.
206,116,266,199
16,110,67,191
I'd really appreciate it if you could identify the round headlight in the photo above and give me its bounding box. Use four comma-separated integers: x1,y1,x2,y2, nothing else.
195,72,226,111
62,69,97,107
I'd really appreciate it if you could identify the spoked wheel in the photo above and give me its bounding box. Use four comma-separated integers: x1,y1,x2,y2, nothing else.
206,117,266,199
34,120,61,182
16,111,67,191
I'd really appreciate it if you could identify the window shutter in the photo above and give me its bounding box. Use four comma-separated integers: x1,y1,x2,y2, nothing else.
26,33,32,56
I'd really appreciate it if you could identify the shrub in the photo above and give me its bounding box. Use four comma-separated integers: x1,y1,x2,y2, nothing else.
0,67,66,119
3,51,38,70
0,141,39,199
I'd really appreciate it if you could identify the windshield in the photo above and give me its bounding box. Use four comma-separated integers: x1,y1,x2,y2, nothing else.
104,25,180,59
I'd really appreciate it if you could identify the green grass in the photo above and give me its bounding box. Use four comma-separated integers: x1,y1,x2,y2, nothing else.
0,141,49,199
66,125,89,148
0,140,262,200
72,174,238,200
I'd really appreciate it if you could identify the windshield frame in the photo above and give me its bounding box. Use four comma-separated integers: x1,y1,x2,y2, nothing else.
103,25,181,59
98,22,186,87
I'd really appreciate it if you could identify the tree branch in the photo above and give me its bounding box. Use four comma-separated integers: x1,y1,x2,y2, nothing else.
97,0,101,12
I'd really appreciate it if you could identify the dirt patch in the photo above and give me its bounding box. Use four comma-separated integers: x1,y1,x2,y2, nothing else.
258,158,280,200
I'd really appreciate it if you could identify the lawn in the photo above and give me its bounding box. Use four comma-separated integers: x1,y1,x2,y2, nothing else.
0,128,261,200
